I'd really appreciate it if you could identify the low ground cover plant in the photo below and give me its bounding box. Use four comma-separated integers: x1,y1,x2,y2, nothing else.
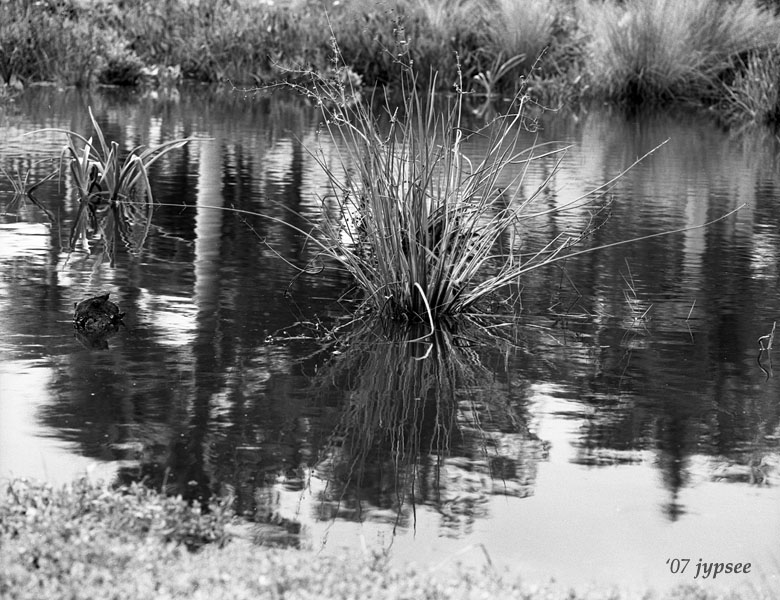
0,477,771,599
0,478,231,552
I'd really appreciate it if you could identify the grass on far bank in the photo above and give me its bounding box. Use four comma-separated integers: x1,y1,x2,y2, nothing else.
2,0,779,125
579,0,780,106
0,477,772,600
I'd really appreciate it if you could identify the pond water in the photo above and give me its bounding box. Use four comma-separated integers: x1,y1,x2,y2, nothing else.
1,86,779,596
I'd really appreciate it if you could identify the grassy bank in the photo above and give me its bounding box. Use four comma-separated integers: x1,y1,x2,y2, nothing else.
0,478,770,600
1,0,779,124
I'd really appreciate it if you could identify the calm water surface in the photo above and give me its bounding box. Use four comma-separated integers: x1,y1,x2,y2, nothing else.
1,87,779,596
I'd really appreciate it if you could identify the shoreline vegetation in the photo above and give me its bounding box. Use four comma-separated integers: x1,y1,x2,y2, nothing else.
0,477,773,600
1,0,779,126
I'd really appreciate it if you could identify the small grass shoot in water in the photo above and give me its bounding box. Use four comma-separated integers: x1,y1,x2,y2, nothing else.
26,108,192,266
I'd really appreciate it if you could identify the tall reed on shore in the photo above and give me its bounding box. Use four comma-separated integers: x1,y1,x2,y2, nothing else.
485,0,558,75
579,0,780,104
722,46,780,126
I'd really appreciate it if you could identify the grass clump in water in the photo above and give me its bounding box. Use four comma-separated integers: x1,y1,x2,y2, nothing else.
291,48,658,326
305,73,536,322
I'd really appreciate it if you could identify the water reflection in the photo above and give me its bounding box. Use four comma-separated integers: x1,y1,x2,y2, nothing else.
305,319,547,532
1,88,779,592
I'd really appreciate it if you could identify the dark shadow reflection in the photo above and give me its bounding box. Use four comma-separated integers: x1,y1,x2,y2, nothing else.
305,319,549,535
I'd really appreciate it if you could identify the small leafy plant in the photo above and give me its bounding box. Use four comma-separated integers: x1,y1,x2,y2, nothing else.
31,107,191,265
0,478,232,551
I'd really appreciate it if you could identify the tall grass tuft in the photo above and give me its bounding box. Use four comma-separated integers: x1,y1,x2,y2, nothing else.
723,46,780,127
304,67,522,322
286,48,665,325
484,0,558,75
579,0,780,104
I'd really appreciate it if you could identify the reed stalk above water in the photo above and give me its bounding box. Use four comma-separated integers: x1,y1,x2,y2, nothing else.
290,51,661,326
27,108,191,266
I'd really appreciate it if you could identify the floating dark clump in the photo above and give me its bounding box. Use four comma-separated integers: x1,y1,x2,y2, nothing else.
73,292,125,334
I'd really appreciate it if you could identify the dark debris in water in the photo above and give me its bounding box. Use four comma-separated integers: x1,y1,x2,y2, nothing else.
73,292,125,348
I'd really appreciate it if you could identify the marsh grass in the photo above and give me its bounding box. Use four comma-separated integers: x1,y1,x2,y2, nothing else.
486,0,557,76
0,0,121,87
620,260,653,333
471,54,527,102
277,48,688,327
2,0,778,123
580,0,780,104
722,46,780,127
110,0,331,84
30,108,191,265
311,76,538,322
1,162,58,221
0,165,32,213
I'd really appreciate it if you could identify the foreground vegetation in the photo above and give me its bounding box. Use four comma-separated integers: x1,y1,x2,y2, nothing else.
1,0,779,125
0,478,771,600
